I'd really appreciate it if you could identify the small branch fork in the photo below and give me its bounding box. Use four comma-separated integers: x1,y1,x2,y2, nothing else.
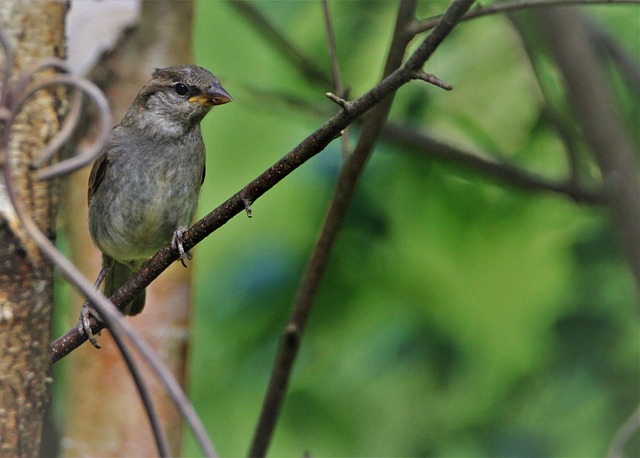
322,0,351,158
412,70,453,90
249,1,474,456
325,91,349,109
0,32,217,458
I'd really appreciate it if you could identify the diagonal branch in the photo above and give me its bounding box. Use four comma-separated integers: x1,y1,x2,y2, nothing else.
231,0,619,212
247,0,476,456
413,0,640,34
50,0,477,362
535,8,640,299
322,0,345,98
236,84,603,204
322,0,351,158
383,121,603,203
228,0,332,87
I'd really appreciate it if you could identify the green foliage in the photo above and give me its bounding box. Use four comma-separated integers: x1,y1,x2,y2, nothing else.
188,2,639,456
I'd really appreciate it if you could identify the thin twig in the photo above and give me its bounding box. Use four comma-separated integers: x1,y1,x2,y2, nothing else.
588,17,640,93
536,7,640,298
50,0,475,361
322,0,344,98
412,70,453,90
247,1,477,456
228,0,332,87
322,0,351,157
234,84,603,204
413,0,640,34
108,317,171,457
507,13,586,192
383,121,603,203
325,92,349,109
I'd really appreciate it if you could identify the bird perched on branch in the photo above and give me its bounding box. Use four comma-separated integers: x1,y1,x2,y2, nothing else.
81,64,232,347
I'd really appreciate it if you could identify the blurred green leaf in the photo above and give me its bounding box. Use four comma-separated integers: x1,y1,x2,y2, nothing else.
186,2,640,456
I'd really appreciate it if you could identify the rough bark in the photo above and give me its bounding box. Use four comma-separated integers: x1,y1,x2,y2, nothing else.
0,1,67,456
60,1,195,456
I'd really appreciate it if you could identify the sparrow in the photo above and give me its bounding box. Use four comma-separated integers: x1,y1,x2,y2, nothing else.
81,64,232,346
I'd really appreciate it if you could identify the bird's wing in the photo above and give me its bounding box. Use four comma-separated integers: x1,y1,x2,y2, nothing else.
88,153,110,204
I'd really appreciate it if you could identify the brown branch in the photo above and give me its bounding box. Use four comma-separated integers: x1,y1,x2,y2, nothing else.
322,0,351,158
507,12,590,190
239,85,602,204
588,18,640,93
232,0,621,206
383,121,603,204
413,0,640,34
247,1,476,457
50,0,477,362
535,7,640,301
228,0,332,88
322,0,345,98
412,69,453,90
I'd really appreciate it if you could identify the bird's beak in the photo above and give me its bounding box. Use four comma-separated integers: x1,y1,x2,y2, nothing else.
189,83,233,107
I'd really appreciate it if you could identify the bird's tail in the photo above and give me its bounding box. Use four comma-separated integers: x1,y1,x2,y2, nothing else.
103,260,146,316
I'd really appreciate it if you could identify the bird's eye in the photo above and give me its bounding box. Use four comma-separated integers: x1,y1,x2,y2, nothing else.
174,83,189,96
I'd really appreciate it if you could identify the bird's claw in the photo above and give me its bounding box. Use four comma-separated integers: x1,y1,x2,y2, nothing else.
172,225,192,267
78,300,103,348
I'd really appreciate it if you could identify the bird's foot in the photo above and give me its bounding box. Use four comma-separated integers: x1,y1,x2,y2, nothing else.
78,300,103,349
77,258,112,348
172,225,193,267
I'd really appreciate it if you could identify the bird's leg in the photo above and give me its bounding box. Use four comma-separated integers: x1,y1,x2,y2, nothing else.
171,225,193,267
78,255,113,348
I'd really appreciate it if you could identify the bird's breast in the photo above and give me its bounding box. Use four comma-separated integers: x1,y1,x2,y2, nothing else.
89,134,205,264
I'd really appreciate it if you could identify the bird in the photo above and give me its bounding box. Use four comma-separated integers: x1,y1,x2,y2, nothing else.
81,64,232,347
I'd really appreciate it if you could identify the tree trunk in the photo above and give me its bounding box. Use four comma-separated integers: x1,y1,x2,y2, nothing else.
0,1,67,456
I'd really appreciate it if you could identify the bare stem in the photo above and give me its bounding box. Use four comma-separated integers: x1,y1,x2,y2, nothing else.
229,0,332,87
413,0,640,34
536,7,640,300
322,0,345,97
322,0,351,157
247,1,475,456
50,0,476,361
412,70,453,90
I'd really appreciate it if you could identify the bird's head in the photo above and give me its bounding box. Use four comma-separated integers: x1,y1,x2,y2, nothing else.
123,64,232,138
